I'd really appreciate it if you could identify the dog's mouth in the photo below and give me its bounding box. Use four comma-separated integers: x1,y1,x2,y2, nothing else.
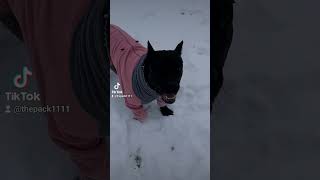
161,94,177,104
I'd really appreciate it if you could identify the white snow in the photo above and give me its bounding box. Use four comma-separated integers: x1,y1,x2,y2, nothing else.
110,0,210,179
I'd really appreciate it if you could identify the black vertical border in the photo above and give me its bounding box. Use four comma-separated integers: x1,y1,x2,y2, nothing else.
101,0,111,177
105,0,111,178
211,0,215,178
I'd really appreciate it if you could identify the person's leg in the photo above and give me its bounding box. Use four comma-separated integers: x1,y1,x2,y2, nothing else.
2,1,109,179
48,115,109,180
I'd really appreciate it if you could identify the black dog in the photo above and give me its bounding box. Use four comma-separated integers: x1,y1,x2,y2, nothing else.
144,41,184,116
109,24,183,120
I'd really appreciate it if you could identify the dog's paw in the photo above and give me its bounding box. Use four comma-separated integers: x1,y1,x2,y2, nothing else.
134,117,147,123
160,106,174,116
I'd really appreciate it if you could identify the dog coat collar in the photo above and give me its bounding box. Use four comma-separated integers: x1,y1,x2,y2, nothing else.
132,54,159,104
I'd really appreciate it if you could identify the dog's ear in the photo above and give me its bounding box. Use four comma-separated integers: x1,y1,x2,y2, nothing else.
175,41,183,56
147,41,155,55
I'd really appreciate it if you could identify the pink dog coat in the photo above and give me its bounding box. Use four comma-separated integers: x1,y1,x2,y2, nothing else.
110,24,166,120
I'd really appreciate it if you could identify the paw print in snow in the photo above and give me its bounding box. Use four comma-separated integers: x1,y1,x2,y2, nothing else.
130,147,143,170
197,47,209,56
134,155,142,169
171,146,175,152
180,9,202,16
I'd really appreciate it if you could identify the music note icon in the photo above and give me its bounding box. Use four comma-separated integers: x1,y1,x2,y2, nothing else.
13,66,32,89
114,82,121,90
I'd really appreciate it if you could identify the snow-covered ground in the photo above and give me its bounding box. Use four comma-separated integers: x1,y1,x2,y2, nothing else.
110,0,210,179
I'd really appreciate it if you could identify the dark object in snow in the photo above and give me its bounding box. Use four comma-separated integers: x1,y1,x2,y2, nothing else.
160,106,174,116
212,0,234,108
130,147,143,169
135,155,142,169
171,146,175,151
181,12,185,15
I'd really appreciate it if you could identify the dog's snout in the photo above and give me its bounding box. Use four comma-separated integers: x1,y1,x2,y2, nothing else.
162,94,176,104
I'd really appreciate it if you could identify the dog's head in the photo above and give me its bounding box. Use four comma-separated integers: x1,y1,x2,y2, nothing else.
144,41,184,104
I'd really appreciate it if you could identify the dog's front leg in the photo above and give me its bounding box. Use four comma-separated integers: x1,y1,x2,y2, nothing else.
130,105,148,122
157,97,174,116
160,106,174,116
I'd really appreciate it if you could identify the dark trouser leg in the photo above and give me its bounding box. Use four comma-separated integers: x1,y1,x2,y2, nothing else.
48,115,109,180
211,0,234,109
